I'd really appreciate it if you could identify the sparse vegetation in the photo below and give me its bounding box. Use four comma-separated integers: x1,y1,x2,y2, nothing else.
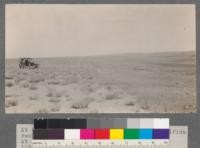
55,92,63,98
66,98,71,101
38,109,48,113
48,80,60,85
15,77,24,84
5,75,13,80
106,85,112,90
5,94,12,98
29,84,38,90
46,92,53,97
87,76,93,80
141,105,150,110
20,82,29,88
6,81,14,87
29,75,44,83
29,94,39,100
51,106,60,112
6,99,18,108
125,101,135,106
65,94,69,97
5,52,196,113
105,92,120,100
71,101,88,109
49,98,60,103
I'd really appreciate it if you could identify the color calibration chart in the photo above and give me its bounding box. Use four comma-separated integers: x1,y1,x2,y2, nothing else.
16,118,188,148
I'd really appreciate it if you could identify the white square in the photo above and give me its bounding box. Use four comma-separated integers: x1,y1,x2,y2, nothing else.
64,129,80,139
154,118,169,129
139,118,154,128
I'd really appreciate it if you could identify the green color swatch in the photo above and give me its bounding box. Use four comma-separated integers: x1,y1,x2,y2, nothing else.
124,129,139,139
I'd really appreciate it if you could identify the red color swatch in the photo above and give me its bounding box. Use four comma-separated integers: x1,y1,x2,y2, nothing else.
95,129,110,139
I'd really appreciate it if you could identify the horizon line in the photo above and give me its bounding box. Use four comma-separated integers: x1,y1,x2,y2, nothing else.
5,50,195,60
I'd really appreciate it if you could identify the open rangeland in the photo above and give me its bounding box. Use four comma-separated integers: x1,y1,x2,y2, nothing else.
5,51,196,113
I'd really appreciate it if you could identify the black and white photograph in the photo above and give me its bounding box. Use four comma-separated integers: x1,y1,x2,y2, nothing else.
5,4,196,113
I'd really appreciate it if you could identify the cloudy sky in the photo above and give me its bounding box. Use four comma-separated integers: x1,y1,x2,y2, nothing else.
6,4,195,58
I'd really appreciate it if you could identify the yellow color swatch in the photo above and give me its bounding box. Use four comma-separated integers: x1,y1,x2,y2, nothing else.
110,129,124,139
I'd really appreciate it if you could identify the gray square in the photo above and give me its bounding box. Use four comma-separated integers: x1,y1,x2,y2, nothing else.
127,118,140,128
100,118,114,128
87,118,101,128
113,118,127,128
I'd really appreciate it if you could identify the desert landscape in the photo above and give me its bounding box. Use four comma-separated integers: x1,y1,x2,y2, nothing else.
5,51,196,113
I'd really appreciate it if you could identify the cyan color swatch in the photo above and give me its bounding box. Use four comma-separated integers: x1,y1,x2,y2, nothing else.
139,129,153,139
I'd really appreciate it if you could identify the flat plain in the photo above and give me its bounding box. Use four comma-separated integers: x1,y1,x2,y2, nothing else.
5,51,196,113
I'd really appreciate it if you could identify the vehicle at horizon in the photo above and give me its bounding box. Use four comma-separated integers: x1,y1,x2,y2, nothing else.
19,58,39,69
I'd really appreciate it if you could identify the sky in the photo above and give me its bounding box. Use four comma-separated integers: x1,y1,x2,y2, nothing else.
6,4,196,58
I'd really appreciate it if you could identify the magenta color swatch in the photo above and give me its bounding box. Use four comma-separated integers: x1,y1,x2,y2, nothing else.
80,129,95,139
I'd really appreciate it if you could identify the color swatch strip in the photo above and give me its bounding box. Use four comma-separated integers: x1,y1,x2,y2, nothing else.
33,128,169,140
